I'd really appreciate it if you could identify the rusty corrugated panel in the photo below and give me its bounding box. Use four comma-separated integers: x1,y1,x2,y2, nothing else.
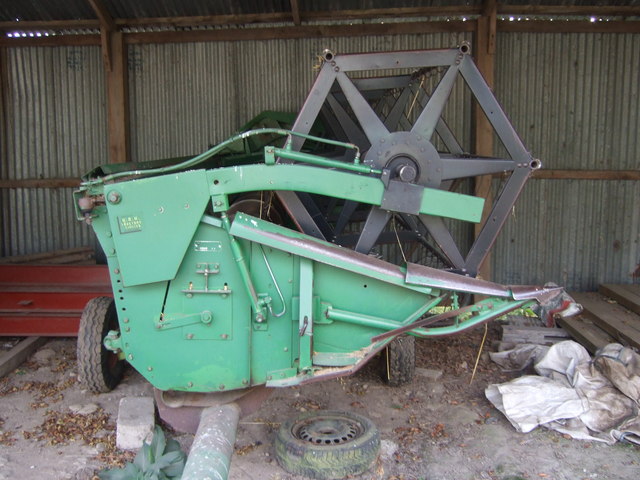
492,32,640,291
1,46,106,256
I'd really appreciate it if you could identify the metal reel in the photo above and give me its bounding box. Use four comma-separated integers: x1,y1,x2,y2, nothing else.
277,44,540,276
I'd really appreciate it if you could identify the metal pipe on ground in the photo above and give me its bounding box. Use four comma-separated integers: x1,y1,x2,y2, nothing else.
182,402,241,480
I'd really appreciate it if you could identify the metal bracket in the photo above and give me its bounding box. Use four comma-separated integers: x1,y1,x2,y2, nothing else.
155,310,213,330
380,180,425,215
253,294,272,331
182,263,233,296
103,329,123,352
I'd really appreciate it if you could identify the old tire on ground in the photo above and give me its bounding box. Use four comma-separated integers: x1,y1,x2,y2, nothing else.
275,410,380,480
380,334,415,387
77,297,124,393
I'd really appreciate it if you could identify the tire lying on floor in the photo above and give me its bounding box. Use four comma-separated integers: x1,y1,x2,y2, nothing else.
275,410,380,480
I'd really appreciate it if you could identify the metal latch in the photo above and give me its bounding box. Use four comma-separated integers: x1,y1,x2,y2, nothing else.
154,310,213,330
182,263,232,296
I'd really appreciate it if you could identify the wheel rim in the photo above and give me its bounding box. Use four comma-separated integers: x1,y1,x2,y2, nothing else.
103,300,123,377
292,414,364,445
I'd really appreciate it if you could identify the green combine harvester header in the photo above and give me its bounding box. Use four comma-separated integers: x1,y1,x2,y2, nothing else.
74,45,579,478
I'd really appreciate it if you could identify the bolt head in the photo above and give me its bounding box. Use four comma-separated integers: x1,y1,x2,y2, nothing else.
107,191,121,204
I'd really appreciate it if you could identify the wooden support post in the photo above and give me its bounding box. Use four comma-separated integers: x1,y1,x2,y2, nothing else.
87,0,129,164
104,31,129,164
474,0,497,282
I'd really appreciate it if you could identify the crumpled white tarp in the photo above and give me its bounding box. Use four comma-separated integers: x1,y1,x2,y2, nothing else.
486,341,640,444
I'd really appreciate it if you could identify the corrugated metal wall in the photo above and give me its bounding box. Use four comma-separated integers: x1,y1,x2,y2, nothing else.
1,46,107,256
1,31,638,292
126,32,474,262
493,33,640,290
127,32,472,161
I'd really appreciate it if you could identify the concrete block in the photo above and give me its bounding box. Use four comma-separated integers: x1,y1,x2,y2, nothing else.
116,396,155,450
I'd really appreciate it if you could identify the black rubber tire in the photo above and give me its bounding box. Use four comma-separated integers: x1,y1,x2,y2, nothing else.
77,297,124,393
275,410,380,480
380,335,415,387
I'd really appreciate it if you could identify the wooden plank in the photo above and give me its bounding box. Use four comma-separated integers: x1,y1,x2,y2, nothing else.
0,337,47,378
0,178,80,189
303,6,480,21
531,169,640,181
124,21,474,44
571,292,640,349
118,12,292,27
502,325,570,345
0,35,101,47
500,20,640,34
499,5,640,16
557,316,614,354
0,19,100,30
599,284,640,316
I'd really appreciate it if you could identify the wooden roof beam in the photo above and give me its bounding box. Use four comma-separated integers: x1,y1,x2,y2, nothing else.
290,0,301,25
86,0,116,71
0,19,100,31
115,12,292,27
498,5,640,17
86,0,115,30
304,6,480,21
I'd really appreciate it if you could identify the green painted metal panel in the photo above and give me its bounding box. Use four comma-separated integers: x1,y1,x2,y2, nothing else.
229,213,430,293
153,220,252,391
104,170,211,286
208,164,484,223
246,244,299,384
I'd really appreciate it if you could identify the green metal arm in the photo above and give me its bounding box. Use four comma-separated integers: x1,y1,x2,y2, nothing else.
209,163,484,223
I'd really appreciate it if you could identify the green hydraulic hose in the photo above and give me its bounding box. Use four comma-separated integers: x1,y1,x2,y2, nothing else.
82,128,361,186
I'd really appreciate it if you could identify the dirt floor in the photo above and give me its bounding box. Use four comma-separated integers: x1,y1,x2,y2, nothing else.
1,325,638,480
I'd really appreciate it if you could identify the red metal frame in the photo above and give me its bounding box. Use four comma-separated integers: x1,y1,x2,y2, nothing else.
0,265,112,336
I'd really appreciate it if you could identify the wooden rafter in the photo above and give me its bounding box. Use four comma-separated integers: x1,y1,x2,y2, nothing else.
500,19,640,34
500,5,640,17
86,0,115,30
290,0,301,26
1,3,639,36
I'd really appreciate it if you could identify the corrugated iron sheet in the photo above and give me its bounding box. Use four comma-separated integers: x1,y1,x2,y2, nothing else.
1,46,106,256
2,31,638,291
128,32,472,158
126,32,475,255
492,32,640,290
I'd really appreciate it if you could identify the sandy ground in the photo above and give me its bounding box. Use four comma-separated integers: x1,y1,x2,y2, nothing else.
1,326,638,480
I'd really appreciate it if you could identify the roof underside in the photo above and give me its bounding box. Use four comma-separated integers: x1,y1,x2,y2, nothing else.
1,1,639,25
